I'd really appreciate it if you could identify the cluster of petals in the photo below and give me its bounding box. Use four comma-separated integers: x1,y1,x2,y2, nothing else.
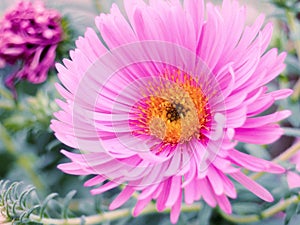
0,0,62,90
51,0,292,223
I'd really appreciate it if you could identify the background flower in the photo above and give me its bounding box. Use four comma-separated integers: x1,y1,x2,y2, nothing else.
0,0,62,94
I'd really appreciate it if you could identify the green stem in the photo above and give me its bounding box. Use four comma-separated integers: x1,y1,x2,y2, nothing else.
29,203,202,225
220,194,300,224
25,193,300,225
283,127,300,137
273,141,300,163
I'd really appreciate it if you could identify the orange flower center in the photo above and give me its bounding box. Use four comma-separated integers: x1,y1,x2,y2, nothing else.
133,71,211,146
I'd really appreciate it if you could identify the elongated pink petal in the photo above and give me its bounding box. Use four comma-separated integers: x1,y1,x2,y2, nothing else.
228,149,285,173
230,171,273,202
234,124,284,144
109,186,135,210
170,190,182,224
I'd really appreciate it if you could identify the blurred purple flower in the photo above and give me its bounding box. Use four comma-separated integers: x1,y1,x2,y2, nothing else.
0,0,63,94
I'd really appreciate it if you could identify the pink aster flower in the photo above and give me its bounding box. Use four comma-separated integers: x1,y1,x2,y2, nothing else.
51,0,292,223
0,0,62,93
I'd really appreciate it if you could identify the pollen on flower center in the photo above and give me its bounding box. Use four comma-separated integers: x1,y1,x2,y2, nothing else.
132,71,211,145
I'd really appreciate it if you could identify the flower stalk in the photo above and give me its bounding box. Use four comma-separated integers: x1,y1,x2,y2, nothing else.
20,194,300,225
220,194,300,224
28,203,202,225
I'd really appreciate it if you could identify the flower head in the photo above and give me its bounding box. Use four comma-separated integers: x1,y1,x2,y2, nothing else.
0,0,62,91
51,0,292,223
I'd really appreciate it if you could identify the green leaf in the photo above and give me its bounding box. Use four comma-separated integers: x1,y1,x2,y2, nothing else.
61,190,77,219
39,193,58,218
285,202,298,225
196,203,212,225
285,55,300,76
232,202,262,215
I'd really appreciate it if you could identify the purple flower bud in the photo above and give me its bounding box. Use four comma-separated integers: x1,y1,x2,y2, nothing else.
0,0,63,94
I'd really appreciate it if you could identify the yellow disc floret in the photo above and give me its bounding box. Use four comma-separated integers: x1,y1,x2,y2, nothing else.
133,70,210,146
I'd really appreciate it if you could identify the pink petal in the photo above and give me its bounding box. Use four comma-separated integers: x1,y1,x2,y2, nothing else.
84,175,106,187
242,110,291,128
166,176,182,207
228,149,285,173
184,179,196,205
109,186,135,210
216,194,232,214
156,179,171,211
198,178,217,207
234,124,284,144
90,181,119,195
170,190,182,224
133,195,152,217
287,171,300,189
197,3,225,70
230,170,273,202
184,0,204,42
207,166,224,196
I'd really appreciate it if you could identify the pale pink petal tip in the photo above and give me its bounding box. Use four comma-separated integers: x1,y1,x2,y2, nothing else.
287,171,300,189
231,171,274,202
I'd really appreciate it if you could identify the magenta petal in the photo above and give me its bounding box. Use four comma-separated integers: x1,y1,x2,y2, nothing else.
207,166,224,196
109,186,135,210
234,124,284,144
133,195,152,217
84,175,106,187
242,110,291,128
166,176,182,207
156,179,171,212
216,195,232,214
170,190,182,224
198,178,217,207
228,149,285,173
230,170,273,202
271,89,293,100
90,181,119,195
57,162,90,175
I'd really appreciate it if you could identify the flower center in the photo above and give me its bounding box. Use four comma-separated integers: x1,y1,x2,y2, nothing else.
132,71,211,146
